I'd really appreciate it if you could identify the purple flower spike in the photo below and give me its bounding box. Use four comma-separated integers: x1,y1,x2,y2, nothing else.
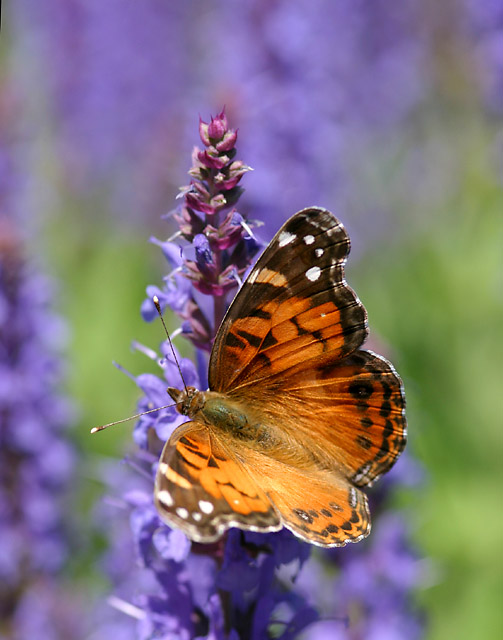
143,108,257,344
0,216,83,637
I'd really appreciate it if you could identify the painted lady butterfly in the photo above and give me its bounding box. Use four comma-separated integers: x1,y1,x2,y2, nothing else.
155,207,406,547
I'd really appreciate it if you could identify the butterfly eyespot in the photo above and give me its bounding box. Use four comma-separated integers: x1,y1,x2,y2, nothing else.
306,266,321,282
303,234,315,245
348,381,374,399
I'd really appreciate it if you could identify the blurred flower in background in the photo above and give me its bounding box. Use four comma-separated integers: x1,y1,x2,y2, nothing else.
9,0,501,239
1,1,501,638
0,95,82,636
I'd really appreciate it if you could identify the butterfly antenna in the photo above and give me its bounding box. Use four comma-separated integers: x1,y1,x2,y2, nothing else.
90,403,176,434
152,295,188,392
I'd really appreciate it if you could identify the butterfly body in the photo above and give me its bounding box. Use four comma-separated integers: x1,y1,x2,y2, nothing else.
168,386,270,444
154,208,406,547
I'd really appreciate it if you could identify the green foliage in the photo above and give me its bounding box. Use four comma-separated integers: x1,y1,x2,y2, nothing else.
355,134,503,639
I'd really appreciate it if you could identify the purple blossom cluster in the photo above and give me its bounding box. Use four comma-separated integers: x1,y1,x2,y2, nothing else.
0,217,80,639
140,110,257,353
462,0,503,113
100,112,425,639
12,0,501,234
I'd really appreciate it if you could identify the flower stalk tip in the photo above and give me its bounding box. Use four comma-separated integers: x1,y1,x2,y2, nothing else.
146,109,258,342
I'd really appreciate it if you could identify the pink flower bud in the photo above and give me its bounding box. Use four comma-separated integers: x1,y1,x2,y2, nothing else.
216,129,238,152
198,118,210,146
207,116,226,141
197,149,228,170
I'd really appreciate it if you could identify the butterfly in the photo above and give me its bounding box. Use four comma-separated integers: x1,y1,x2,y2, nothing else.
154,207,406,547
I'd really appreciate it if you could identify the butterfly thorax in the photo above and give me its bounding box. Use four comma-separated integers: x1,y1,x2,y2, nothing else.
168,386,263,442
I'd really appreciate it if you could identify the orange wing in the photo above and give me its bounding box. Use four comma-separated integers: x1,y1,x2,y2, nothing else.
209,208,367,392
208,207,405,489
155,421,370,547
257,349,407,488
264,468,370,547
154,421,281,543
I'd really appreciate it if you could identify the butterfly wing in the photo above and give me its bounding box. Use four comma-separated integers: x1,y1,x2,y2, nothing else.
155,208,405,546
260,463,370,547
209,207,367,392
155,421,368,547
154,421,281,543
267,349,407,487
209,207,405,488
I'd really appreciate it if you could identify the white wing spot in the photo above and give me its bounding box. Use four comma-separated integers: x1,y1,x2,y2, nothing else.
278,231,296,247
353,463,372,485
199,500,214,514
315,248,324,257
248,269,259,284
157,490,173,507
193,513,202,522
306,266,321,282
303,234,315,245
176,507,189,519
349,488,357,509
320,313,326,318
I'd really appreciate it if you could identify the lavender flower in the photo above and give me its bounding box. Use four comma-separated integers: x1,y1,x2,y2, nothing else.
12,0,501,263
3,0,471,230
0,217,81,639
98,111,425,639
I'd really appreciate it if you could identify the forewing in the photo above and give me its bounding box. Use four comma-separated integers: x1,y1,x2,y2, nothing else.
154,421,281,543
209,208,367,392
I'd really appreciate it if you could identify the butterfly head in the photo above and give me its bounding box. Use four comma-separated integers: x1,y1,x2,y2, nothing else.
167,386,204,417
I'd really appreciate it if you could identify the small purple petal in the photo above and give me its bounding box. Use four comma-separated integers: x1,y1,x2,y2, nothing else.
152,528,191,563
